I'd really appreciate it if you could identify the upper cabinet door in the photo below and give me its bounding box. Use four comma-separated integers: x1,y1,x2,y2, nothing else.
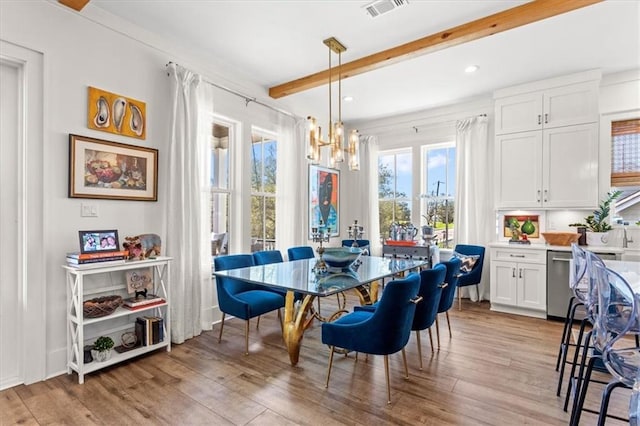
495,93,543,135
495,132,543,209
543,83,599,129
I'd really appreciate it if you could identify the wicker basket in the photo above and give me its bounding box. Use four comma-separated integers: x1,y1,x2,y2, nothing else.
541,232,580,246
83,295,123,318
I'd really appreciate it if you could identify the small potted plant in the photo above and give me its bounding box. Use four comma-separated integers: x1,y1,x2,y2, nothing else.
91,336,115,362
570,191,622,246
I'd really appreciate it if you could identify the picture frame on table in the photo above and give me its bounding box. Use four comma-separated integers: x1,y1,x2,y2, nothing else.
68,134,158,201
309,164,339,238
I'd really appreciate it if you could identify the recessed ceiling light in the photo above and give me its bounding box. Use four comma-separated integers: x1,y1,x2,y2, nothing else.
343,96,354,102
465,65,479,73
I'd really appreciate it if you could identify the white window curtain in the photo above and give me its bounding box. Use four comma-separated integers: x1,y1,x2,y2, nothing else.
454,115,492,301
362,135,381,255
165,63,214,343
276,116,306,251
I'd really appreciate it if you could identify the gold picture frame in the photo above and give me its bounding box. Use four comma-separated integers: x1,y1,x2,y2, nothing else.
69,134,158,201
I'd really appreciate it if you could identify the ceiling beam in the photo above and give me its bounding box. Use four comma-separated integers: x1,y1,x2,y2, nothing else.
269,0,602,99
58,0,90,12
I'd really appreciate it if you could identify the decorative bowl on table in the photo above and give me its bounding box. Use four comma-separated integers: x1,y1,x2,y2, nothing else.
322,247,363,270
541,232,580,246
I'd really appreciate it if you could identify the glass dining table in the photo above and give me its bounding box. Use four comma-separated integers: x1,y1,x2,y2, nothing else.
212,255,428,365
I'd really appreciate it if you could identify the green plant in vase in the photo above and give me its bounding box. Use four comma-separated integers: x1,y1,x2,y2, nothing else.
91,336,115,362
570,191,622,245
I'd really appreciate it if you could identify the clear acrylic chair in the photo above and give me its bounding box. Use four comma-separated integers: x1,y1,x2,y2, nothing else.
571,252,639,425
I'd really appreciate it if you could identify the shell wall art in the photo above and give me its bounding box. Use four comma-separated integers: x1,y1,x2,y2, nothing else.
87,86,146,139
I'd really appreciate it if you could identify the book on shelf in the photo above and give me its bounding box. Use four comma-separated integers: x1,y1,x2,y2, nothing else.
66,255,126,265
122,300,165,311
67,250,128,260
66,258,127,268
135,316,164,346
123,294,165,308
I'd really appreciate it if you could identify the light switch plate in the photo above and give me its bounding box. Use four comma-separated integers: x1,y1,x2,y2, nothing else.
81,203,98,217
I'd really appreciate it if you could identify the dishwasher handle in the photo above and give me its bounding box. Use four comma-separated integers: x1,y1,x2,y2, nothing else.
551,257,571,262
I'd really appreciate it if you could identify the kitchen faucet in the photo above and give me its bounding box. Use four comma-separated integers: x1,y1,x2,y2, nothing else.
623,222,634,248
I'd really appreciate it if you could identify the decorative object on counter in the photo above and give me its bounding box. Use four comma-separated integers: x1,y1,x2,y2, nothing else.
311,219,332,274
569,190,622,246
541,231,580,246
87,86,146,139
82,295,123,318
421,225,434,245
576,226,587,246
91,336,114,362
122,233,161,260
504,215,539,239
346,219,364,244
83,345,94,364
125,268,154,293
68,134,158,201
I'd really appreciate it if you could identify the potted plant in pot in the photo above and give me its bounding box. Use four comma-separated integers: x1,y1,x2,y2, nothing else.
570,191,621,246
91,336,114,362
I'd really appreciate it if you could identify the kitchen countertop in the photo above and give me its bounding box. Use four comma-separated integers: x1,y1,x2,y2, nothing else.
488,242,625,254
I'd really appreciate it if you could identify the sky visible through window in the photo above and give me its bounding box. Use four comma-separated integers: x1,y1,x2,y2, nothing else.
426,146,456,197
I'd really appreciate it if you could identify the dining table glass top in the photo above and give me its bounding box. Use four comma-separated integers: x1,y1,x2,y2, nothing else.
212,255,428,297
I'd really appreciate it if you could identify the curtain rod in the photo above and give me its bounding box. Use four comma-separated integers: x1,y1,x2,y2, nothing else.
165,62,300,120
411,114,487,133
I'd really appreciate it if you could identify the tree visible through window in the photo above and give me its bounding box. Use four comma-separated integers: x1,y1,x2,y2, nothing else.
423,144,456,248
211,122,230,256
251,129,277,252
378,151,412,239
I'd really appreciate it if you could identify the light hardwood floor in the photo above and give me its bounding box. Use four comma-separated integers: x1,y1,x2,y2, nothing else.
1,297,631,425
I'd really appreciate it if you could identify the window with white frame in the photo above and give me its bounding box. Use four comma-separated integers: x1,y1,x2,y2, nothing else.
422,143,456,248
378,150,412,238
250,128,277,252
210,122,231,256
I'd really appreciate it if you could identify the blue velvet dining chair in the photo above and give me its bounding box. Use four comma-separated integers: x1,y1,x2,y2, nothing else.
287,246,315,261
435,257,462,349
253,249,303,303
353,263,446,369
452,244,485,310
321,272,421,404
341,240,370,255
213,254,285,355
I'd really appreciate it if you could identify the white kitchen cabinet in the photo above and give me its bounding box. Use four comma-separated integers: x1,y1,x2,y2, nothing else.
490,247,546,318
495,123,598,209
63,257,172,384
495,81,599,135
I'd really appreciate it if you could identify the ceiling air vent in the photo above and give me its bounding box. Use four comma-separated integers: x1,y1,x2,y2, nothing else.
364,0,409,18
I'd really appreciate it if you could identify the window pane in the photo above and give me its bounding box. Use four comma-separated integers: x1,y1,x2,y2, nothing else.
426,147,447,196
211,192,229,256
395,152,412,198
265,196,276,242
394,200,411,224
378,155,395,198
251,195,264,243
251,142,263,192
378,200,394,238
263,139,277,193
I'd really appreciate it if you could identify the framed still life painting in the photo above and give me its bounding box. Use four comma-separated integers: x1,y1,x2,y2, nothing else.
68,134,158,201
309,165,339,237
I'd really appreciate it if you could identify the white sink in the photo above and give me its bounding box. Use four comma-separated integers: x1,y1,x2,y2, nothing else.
621,249,640,262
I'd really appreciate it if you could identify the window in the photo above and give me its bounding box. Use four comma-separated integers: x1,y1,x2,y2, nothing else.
211,122,231,256
250,129,277,252
611,118,640,187
422,144,456,247
378,150,412,237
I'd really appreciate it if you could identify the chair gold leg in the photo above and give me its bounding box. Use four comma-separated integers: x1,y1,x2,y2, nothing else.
244,320,250,355
218,313,226,343
277,308,283,332
416,330,423,370
446,311,452,338
458,288,462,310
435,316,441,349
325,346,335,388
256,315,261,329
428,328,434,354
384,355,391,404
401,348,409,379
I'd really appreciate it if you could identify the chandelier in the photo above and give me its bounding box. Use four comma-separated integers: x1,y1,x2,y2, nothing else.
306,37,360,171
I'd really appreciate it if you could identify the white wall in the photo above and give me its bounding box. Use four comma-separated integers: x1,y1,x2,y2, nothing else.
0,0,295,381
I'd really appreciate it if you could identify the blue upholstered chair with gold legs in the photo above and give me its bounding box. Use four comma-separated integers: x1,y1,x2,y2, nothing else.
321,272,421,404
435,257,462,349
214,254,285,355
287,246,315,261
452,244,485,310
253,249,303,303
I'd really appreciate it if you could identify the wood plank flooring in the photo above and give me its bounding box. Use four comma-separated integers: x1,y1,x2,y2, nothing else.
1,297,631,425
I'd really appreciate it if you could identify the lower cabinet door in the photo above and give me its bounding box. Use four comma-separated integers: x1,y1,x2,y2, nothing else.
490,260,518,306
516,263,546,311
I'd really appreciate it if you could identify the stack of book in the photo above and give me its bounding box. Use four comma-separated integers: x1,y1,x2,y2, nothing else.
122,294,165,310
135,316,164,346
66,250,128,266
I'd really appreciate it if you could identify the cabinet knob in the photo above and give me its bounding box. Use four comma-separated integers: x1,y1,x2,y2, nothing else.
510,254,525,258
544,189,548,202
544,113,548,124
519,268,523,279
512,268,516,277
537,189,541,203
537,114,542,125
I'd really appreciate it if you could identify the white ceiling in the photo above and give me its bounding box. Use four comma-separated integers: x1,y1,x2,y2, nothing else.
89,0,640,123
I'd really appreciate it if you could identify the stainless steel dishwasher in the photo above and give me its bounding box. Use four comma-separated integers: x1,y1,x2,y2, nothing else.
546,250,618,320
